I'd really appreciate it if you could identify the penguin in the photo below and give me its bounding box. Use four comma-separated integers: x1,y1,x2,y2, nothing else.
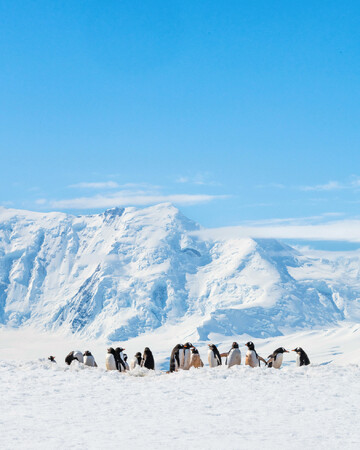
130,352,142,370
123,353,130,371
83,350,98,367
181,342,194,370
169,344,184,372
65,350,83,365
105,347,118,370
115,347,127,372
48,356,56,363
225,342,241,368
245,342,266,368
267,347,289,369
208,344,222,367
189,347,204,368
141,347,155,370
292,347,310,366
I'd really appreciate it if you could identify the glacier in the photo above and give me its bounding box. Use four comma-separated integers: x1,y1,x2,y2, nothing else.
0,203,359,342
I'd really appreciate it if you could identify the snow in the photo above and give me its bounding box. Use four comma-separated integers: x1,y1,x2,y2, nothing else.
1,204,360,447
0,357,359,449
1,204,360,342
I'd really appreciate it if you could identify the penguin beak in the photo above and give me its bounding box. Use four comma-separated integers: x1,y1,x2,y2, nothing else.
285,350,289,353
291,349,296,352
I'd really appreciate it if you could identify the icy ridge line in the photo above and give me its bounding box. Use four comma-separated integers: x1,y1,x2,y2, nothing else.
0,203,360,341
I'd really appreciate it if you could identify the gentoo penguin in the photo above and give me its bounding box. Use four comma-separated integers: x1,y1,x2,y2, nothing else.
105,347,118,370
226,342,241,368
65,350,83,365
48,356,56,363
189,347,204,368
123,354,130,371
267,347,289,369
208,344,222,367
83,350,98,367
115,347,127,372
181,342,194,370
245,342,266,368
141,347,155,370
169,344,184,372
292,347,310,366
130,352,142,370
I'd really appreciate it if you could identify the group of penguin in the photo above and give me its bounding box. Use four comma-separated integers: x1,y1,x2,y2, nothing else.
170,342,310,371
48,342,310,372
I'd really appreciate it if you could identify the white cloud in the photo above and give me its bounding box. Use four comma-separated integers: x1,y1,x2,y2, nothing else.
300,181,344,192
69,181,120,189
175,173,221,186
35,199,47,205
50,192,229,209
193,216,360,243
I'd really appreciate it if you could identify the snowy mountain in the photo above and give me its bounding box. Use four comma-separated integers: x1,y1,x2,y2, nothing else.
0,203,359,342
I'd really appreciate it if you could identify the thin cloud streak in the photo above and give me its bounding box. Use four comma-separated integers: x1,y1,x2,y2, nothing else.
51,192,229,209
69,181,120,189
193,219,360,243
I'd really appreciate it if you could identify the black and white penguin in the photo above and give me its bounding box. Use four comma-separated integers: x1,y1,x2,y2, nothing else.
181,342,194,370
130,352,142,370
115,347,127,372
267,347,289,369
169,344,184,372
292,347,310,366
123,353,130,371
48,356,56,363
105,347,117,370
65,350,83,365
226,342,241,368
83,350,98,367
141,347,155,370
208,344,222,367
189,347,204,368
245,342,266,368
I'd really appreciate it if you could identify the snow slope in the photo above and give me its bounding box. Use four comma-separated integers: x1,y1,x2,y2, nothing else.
1,204,360,343
1,358,359,449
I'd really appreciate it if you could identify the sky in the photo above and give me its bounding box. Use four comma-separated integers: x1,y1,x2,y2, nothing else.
1,1,360,245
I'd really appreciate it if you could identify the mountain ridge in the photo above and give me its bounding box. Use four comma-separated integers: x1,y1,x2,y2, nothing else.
0,203,359,341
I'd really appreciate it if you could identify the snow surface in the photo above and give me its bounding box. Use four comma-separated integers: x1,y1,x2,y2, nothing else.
1,203,360,342
1,357,359,449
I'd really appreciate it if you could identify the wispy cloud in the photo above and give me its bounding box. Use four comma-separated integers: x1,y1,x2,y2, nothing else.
69,181,120,189
193,213,360,242
300,176,360,192
194,220,360,243
300,181,344,192
50,192,229,209
175,173,221,186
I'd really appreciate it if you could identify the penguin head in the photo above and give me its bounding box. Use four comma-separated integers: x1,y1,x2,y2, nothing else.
48,356,55,362
83,350,92,356
144,347,151,353
232,342,239,349
107,347,116,355
245,341,255,351
115,347,125,353
208,344,217,351
184,342,193,349
274,347,289,355
135,352,142,358
292,347,302,354
123,353,128,361
191,347,199,354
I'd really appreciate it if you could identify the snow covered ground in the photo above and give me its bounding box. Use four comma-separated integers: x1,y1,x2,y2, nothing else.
1,324,359,449
1,358,359,449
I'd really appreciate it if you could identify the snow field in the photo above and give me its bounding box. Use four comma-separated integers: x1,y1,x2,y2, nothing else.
1,360,359,449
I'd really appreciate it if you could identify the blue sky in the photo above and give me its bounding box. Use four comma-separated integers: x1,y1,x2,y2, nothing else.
1,1,360,241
